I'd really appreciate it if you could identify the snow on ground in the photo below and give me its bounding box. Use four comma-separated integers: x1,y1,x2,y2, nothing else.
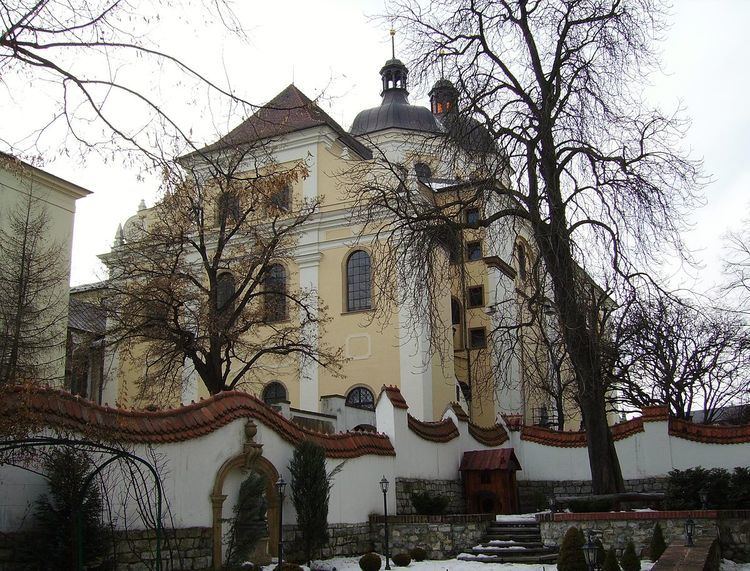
260,557,657,570
495,513,540,523
721,560,750,571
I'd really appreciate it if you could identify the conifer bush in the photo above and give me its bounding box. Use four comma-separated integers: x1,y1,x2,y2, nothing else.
620,540,640,571
557,526,587,571
289,441,331,565
649,522,667,561
228,471,268,566
602,547,621,571
25,448,108,569
358,552,382,571
409,547,427,561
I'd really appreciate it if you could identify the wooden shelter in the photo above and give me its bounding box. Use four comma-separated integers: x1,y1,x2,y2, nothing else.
459,448,521,514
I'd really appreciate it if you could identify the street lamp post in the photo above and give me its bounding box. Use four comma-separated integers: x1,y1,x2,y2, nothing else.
276,476,287,570
380,476,391,570
582,530,602,571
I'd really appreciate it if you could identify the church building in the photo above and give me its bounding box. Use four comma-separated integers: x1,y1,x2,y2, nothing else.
90,47,579,432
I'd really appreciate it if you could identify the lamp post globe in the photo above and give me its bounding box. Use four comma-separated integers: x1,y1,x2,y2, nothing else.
685,518,695,547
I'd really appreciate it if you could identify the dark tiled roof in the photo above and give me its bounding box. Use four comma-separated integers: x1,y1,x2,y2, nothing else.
68,298,106,335
195,84,372,159
468,421,509,446
407,414,459,442
0,387,395,458
459,448,520,472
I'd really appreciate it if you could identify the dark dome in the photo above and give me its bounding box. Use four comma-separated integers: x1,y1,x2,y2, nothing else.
350,55,445,137
439,112,496,153
350,90,444,136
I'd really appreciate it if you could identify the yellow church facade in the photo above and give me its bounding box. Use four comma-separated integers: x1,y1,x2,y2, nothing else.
95,56,580,430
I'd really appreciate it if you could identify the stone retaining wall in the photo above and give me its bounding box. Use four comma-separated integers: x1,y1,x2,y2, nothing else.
518,477,668,512
0,527,212,571
281,522,373,560
538,510,750,563
369,514,493,560
395,477,465,515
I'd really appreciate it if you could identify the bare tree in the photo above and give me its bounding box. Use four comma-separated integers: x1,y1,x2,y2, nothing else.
611,294,750,423
104,148,341,403
1,0,251,165
725,223,750,311
348,0,703,493
0,159,68,385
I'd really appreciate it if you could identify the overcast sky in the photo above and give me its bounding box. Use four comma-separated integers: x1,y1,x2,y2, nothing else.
12,1,749,294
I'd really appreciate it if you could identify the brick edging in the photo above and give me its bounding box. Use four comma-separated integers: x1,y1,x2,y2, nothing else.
538,509,750,522
369,513,495,524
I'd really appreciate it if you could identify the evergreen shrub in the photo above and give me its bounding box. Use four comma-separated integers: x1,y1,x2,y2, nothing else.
620,540,640,571
602,547,620,571
289,441,331,564
410,491,449,515
409,547,427,561
392,552,411,566
359,552,382,571
24,448,108,569
649,522,667,561
557,526,587,571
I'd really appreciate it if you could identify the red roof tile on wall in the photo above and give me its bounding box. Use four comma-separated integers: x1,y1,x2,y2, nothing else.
447,402,470,422
669,417,750,444
380,385,408,409
468,422,509,446
520,419,643,448
641,406,670,421
1,387,395,458
407,414,459,442
501,414,523,431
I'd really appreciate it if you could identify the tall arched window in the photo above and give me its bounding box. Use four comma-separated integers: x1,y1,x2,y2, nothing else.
264,264,287,321
346,386,375,411
217,272,235,312
346,250,371,312
516,242,528,281
451,297,464,349
262,381,287,405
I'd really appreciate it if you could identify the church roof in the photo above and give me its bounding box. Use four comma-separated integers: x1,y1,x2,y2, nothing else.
350,90,444,136
193,84,372,159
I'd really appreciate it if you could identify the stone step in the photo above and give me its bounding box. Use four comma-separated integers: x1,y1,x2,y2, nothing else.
484,533,542,541
469,546,557,556
486,525,541,533
458,552,559,564
481,540,545,549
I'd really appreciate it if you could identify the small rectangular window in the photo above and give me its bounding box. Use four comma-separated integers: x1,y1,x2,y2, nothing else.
467,286,484,308
469,327,487,349
466,207,480,226
466,241,482,261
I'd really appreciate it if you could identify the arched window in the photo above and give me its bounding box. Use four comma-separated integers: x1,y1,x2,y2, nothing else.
516,242,527,281
217,272,235,311
263,264,287,322
451,297,464,350
346,250,372,312
451,297,462,326
346,386,375,411
262,381,287,405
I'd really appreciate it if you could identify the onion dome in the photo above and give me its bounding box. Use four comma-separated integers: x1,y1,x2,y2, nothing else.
429,78,495,153
350,46,443,136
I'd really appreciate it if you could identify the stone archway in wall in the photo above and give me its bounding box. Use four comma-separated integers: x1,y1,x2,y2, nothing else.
210,420,280,570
